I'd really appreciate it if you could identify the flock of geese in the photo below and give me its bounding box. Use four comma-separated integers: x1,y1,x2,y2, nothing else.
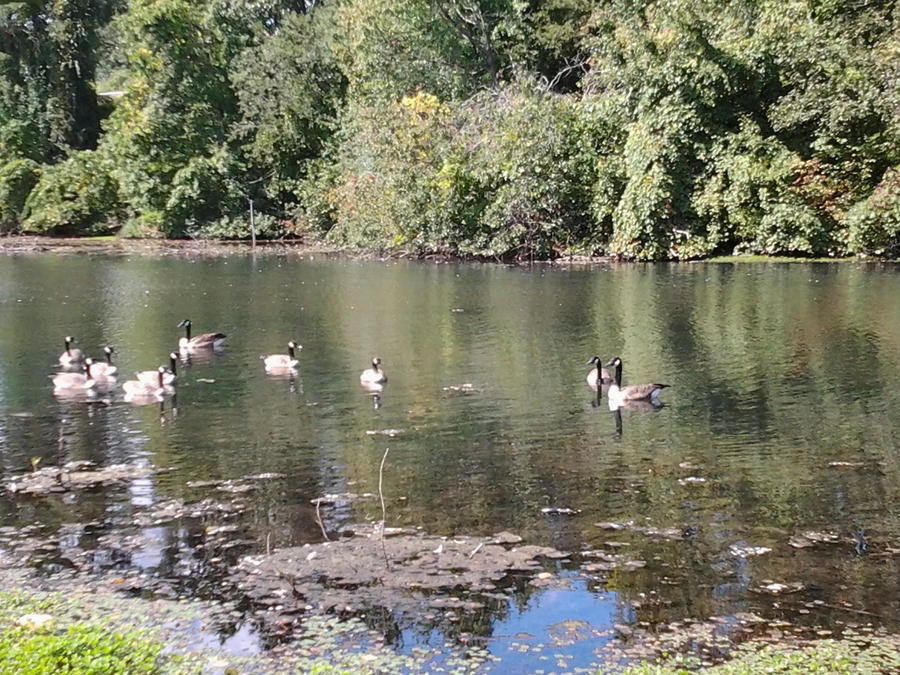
50,319,391,404
52,320,667,410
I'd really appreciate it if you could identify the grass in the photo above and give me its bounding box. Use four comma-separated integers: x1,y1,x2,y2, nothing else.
0,624,163,675
3,585,900,673
0,589,172,675
622,632,900,674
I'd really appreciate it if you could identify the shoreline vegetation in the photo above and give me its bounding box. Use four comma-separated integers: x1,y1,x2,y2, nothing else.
0,0,897,262
3,559,900,674
1,234,896,265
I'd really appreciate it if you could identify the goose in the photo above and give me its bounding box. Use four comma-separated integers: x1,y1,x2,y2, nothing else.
53,358,96,391
586,356,612,388
58,336,84,368
360,357,387,385
178,319,226,351
122,366,170,399
90,346,118,380
262,341,301,371
604,357,668,406
136,353,178,387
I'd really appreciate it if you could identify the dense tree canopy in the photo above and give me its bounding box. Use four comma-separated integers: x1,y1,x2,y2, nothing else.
0,0,897,258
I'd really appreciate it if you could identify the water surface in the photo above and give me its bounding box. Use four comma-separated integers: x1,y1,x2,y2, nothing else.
1,253,898,668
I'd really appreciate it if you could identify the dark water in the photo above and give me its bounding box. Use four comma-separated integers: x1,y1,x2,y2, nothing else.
1,253,899,667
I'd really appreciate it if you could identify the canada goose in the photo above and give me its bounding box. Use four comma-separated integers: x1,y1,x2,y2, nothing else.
360,357,387,385
90,346,118,380
53,358,96,391
122,366,170,399
262,341,301,371
586,356,612,388
136,353,178,387
58,336,84,368
178,319,227,351
604,357,668,406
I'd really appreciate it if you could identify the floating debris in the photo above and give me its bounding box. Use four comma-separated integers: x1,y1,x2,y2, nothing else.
365,428,405,437
311,493,377,506
678,476,707,485
593,521,682,540
729,544,773,558
541,507,581,516
230,525,566,637
828,461,865,468
441,383,479,395
5,461,156,495
753,581,805,595
789,531,843,548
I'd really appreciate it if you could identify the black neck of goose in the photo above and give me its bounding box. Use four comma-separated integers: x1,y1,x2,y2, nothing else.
614,362,623,388
169,355,177,374
288,345,295,359
158,370,164,387
65,340,71,355
184,323,191,340
84,362,92,379
105,351,113,364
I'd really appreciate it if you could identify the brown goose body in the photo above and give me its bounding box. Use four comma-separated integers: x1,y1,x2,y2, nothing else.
53,359,96,391
58,336,84,369
586,356,612,388
605,357,668,404
360,357,387,385
178,319,226,351
90,346,118,380
137,353,178,387
263,341,301,371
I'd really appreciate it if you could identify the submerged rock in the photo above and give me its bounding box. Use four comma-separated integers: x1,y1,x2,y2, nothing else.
230,525,565,635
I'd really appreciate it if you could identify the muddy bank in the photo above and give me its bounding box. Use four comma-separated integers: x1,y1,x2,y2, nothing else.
0,234,337,258
0,234,616,264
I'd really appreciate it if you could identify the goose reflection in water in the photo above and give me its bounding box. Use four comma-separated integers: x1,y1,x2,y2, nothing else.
592,387,664,437
360,381,384,409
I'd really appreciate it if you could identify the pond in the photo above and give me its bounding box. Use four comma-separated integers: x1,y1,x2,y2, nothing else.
1,251,899,670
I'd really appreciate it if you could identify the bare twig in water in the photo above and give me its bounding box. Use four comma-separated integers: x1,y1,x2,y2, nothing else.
315,497,330,541
379,447,390,570
468,542,484,559
266,532,271,555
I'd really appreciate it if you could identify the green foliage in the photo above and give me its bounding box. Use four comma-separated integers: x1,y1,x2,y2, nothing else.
21,151,120,234
0,157,40,230
321,82,598,259
0,0,896,256
622,633,900,674
846,168,900,257
101,0,238,234
0,624,162,675
229,3,346,207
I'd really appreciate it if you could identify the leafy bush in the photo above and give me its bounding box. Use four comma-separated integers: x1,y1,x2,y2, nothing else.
186,213,283,240
321,82,599,259
0,158,41,231
692,120,835,257
163,148,243,236
846,168,900,256
0,624,162,675
21,151,121,234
